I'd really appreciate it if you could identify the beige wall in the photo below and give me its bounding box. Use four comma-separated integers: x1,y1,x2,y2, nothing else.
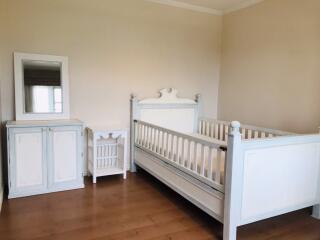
2,0,319,138
0,0,222,127
0,1,4,210
219,0,320,133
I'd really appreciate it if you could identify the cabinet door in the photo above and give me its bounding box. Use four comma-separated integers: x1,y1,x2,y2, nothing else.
48,126,83,190
9,127,47,198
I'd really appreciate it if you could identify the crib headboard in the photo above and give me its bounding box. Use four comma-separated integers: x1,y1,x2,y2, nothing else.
130,88,201,133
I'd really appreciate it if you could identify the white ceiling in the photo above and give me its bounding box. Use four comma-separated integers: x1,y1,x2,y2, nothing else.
148,0,265,14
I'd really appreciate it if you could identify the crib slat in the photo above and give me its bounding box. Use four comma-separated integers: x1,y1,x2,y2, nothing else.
154,128,157,149
139,124,143,145
180,138,185,166
148,127,152,149
143,126,146,147
225,126,229,141
149,127,152,150
148,126,151,148
215,124,219,139
200,145,205,176
156,129,160,153
208,147,213,180
215,149,221,184
165,132,169,157
250,129,254,139
221,124,224,141
161,132,165,156
185,140,190,168
152,128,156,151
111,145,114,166
103,145,106,168
186,141,191,169
108,145,111,167
162,131,166,157
151,127,155,150
158,130,161,154
193,143,197,172
175,137,180,163
136,123,140,144
171,134,174,160
145,126,149,148
141,124,144,145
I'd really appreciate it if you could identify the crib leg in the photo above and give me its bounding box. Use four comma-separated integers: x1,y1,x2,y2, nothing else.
93,176,97,184
123,171,127,179
131,162,137,172
223,224,237,240
312,204,320,219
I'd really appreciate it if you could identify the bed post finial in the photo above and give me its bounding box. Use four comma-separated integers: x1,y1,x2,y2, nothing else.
130,93,137,101
230,121,241,135
195,93,200,101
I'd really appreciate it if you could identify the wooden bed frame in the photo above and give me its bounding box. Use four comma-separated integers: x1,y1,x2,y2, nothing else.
130,88,320,240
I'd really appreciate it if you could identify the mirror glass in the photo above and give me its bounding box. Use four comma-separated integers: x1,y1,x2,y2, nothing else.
23,60,62,113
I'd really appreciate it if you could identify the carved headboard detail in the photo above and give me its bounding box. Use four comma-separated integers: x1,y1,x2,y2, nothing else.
139,88,196,104
130,88,201,134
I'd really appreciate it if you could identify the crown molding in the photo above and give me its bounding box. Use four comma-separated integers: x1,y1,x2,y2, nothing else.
147,0,223,16
223,0,265,14
146,0,265,16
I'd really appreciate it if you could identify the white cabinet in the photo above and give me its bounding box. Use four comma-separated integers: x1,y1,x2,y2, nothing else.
7,120,84,198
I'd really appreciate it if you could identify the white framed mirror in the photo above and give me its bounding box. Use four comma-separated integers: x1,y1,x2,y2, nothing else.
14,52,70,120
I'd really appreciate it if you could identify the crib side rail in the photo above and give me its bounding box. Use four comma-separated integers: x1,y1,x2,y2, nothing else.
134,120,226,192
198,118,294,141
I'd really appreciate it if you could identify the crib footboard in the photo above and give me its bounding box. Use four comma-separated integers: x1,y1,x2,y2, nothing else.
224,122,320,240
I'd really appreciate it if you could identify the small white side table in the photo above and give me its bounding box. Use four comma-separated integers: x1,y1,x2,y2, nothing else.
87,126,128,183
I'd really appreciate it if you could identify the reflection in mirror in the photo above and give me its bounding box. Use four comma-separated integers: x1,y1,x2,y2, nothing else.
23,61,62,113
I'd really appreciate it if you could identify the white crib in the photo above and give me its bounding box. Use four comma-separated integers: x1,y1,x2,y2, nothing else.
130,88,320,240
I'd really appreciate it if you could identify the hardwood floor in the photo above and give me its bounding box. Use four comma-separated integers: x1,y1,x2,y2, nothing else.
0,171,319,240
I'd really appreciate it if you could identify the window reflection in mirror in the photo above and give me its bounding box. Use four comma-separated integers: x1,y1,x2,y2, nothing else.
23,61,63,113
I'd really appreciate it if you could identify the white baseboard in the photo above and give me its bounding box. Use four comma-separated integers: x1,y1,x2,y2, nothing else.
0,185,3,212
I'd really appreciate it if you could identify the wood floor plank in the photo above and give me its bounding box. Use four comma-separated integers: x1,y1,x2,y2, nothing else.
0,171,319,240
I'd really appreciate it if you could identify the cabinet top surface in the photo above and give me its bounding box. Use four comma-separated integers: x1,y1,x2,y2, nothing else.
7,119,83,128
